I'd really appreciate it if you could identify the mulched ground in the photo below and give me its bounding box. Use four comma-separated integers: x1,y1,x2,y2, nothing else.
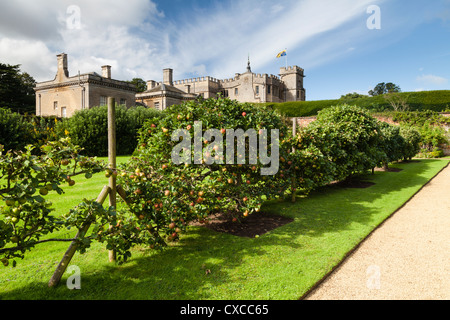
192,166,406,237
192,212,294,238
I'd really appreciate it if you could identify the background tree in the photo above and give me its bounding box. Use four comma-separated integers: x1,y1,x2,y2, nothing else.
369,82,401,96
0,63,36,114
340,92,368,99
126,78,147,93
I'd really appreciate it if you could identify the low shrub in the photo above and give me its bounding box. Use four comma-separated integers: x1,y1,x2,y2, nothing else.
62,105,163,156
0,108,34,151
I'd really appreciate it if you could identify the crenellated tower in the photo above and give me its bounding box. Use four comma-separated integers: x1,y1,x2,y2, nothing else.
279,65,306,101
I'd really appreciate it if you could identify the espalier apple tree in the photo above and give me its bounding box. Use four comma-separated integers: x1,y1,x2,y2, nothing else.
0,137,105,267
116,96,291,248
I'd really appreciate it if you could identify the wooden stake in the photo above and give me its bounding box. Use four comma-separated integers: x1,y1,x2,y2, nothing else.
108,97,117,263
48,185,111,288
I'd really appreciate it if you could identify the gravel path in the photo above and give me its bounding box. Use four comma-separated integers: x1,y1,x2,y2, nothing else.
304,162,450,300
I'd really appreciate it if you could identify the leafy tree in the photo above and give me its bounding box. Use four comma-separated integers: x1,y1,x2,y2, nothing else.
0,108,34,151
340,92,367,99
399,126,422,160
379,122,406,169
303,105,385,180
0,138,106,266
126,78,147,93
0,63,36,114
369,82,401,96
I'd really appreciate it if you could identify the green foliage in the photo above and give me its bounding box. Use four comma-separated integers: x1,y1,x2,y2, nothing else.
391,110,450,126
340,92,368,99
126,78,146,93
62,105,163,156
0,138,106,266
418,122,448,151
379,122,406,164
0,63,36,114
270,90,450,117
369,82,401,96
399,126,422,160
302,105,385,180
0,108,34,152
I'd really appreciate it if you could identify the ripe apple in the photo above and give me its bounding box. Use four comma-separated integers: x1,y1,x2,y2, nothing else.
164,190,171,196
162,127,169,133
242,112,247,117
5,199,15,207
220,128,226,135
198,191,204,197
243,197,248,202
169,222,176,229
162,164,168,170
227,178,234,184
187,125,192,130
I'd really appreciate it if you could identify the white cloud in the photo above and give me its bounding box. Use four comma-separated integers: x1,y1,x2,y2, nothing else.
0,38,55,79
0,0,384,83
416,74,448,86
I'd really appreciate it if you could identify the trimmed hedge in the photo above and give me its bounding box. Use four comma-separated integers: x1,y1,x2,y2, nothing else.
269,90,450,117
61,105,163,157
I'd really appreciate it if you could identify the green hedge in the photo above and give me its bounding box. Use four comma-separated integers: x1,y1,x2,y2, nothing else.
61,105,163,157
269,90,450,117
0,108,34,151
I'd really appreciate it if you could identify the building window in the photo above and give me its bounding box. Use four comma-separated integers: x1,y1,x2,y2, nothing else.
53,101,58,110
61,107,67,118
120,98,126,106
267,85,271,94
235,88,239,96
154,102,160,109
255,86,259,95
100,96,107,106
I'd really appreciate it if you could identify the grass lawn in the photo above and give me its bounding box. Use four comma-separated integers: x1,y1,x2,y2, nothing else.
0,158,448,300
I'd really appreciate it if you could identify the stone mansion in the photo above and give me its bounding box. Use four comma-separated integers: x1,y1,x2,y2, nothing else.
35,54,306,117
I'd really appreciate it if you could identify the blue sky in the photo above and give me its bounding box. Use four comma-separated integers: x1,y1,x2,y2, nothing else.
0,0,449,100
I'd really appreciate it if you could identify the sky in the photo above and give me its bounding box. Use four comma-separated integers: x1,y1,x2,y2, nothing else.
0,0,449,101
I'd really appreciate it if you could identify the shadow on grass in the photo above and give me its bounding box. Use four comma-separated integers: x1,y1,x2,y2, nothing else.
1,159,447,300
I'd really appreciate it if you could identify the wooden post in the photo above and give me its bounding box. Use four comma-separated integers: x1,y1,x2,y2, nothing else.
291,117,297,203
108,97,117,263
292,117,297,138
48,185,111,288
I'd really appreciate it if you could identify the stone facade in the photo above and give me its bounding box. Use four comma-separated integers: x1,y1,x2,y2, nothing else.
138,60,306,110
35,54,136,118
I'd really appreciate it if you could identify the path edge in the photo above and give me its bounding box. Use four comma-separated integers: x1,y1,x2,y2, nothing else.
299,160,450,300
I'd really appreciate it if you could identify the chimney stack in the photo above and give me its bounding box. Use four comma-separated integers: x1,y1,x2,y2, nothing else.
56,53,69,80
147,80,156,90
163,68,173,86
102,65,111,79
